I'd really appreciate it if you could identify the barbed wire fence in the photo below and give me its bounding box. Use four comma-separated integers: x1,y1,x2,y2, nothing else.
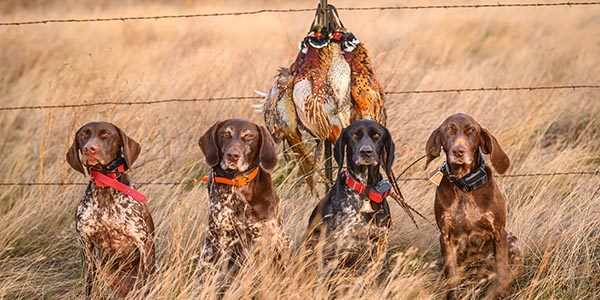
0,84,598,111
1,1,599,26
1,1,599,187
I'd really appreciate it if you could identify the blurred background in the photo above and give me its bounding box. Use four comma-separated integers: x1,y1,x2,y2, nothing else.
0,0,599,298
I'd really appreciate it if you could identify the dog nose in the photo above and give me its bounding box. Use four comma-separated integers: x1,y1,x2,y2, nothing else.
452,147,466,158
359,146,374,157
83,145,97,155
226,152,240,162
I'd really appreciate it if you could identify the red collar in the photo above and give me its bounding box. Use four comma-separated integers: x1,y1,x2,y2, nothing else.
89,165,147,203
200,167,259,187
344,171,390,204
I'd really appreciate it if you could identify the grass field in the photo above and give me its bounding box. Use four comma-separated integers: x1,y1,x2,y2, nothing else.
0,0,599,298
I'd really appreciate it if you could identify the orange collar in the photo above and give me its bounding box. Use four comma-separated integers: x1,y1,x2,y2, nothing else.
201,167,259,187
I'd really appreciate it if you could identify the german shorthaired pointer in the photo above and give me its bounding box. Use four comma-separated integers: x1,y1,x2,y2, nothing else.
66,121,155,298
306,119,400,270
196,119,288,278
425,113,522,299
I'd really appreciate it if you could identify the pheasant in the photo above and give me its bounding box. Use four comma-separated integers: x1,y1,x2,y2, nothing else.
259,42,320,189
329,6,387,125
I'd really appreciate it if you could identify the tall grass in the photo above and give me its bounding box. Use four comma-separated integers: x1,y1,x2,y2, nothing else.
0,0,599,298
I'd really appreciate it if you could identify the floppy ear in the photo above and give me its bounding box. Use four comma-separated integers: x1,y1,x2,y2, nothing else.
333,127,348,174
258,125,278,170
198,121,224,167
66,129,85,176
480,128,510,174
383,128,396,176
425,128,442,169
116,126,141,170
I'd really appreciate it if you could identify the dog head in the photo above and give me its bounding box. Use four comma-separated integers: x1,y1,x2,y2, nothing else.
425,113,510,174
66,121,140,176
334,119,395,177
198,119,277,173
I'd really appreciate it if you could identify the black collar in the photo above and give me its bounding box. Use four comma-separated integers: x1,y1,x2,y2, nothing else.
440,150,488,192
101,156,128,173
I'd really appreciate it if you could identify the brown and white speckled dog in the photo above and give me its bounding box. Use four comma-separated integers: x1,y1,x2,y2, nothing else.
66,121,155,298
196,119,288,278
425,113,522,299
306,119,396,270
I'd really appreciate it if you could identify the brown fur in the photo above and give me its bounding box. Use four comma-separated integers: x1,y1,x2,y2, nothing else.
425,113,520,299
196,119,288,280
66,121,155,298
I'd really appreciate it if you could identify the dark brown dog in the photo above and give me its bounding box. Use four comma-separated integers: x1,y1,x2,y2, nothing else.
306,119,395,271
425,113,520,299
66,121,155,298
197,119,287,278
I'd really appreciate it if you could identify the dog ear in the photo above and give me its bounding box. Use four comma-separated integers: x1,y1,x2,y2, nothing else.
116,126,141,170
334,127,348,174
480,127,510,174
383,127,396,177
258,125,278,170
199,121,224,167
425,127,442,169
66,129,86,176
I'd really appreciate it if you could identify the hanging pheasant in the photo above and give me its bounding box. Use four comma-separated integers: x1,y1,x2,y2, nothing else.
256,3,387,188
293,26,350,145
257,39,321,189
329,6,387,125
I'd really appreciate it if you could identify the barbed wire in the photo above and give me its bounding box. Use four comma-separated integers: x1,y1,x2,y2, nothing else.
1,2,599,26
1,170,597,187
1,84,597,111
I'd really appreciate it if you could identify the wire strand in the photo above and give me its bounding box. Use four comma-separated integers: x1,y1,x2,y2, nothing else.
2,2,599,26
1,84,597,111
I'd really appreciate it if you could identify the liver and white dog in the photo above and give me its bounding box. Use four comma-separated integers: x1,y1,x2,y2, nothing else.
196,119,288,279
66,121,155,298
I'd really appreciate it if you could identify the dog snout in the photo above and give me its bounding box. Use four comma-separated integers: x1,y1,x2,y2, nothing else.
83,142,98,155
225,150,241,163
451,146,466,158
359,146,374,158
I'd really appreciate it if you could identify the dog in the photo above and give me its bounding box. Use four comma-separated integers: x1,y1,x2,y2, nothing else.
66,121,155,298
425,113,521,299
306,119,398,270
196,119,288,279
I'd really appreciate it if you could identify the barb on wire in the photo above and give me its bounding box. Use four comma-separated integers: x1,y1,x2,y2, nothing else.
1,170,597,187
1,84,597,111
1,2,599,26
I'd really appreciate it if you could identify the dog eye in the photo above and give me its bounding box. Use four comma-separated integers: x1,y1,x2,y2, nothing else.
445,127,455,135
99,132,111,138
351,132,360,139
243,134,254,141
222,132,232,139
372,133,381,140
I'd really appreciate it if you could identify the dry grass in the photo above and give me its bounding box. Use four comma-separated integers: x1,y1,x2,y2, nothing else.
1,0,599,299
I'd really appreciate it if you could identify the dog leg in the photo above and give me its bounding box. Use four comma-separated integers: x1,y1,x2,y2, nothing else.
487,229,510,299
79,239,96,298
135,237,155,282
197,235,219,277
440,234,459,300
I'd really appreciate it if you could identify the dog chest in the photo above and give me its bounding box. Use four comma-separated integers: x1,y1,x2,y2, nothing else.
76,191,149,253
208,187,265,244
442,193,496,242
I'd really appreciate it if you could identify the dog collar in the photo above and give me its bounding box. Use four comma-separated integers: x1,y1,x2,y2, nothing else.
344,171,392,204
201,167,259,187
440,150,488,192
89,160,147,203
